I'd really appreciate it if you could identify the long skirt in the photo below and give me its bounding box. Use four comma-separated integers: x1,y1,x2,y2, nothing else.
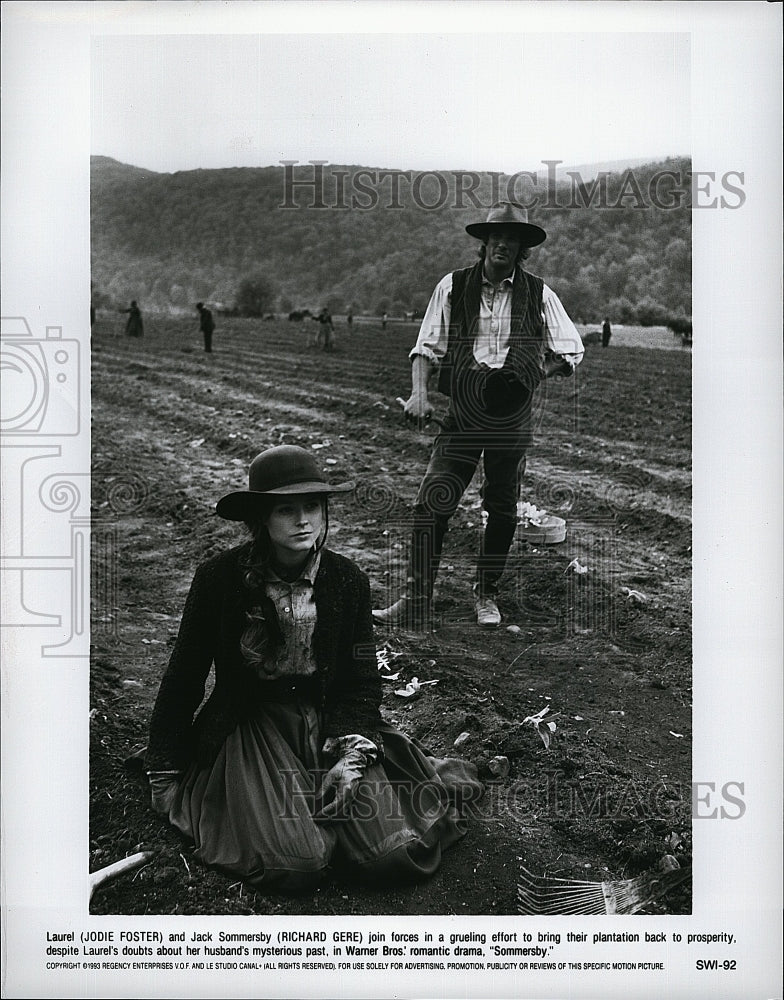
166,702,483,891
125,316,143,337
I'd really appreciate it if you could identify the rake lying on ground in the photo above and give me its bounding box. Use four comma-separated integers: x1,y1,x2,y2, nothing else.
517,855,690,915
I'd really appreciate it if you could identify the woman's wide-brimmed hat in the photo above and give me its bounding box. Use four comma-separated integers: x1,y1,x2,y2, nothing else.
216,445,354,521
465,201,547,247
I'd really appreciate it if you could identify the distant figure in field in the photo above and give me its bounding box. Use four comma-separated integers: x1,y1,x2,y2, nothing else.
346,309,353,332
316,307,335,352
381,311,388,331
602,317,612,348
122,300,144,338
196,302,215,353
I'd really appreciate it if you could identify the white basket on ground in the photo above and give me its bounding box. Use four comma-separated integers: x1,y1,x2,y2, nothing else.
517,501,567,544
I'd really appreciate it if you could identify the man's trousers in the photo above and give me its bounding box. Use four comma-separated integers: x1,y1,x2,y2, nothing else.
407,398,529,602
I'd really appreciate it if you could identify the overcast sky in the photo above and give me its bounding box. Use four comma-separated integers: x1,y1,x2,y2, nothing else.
91,31,690,174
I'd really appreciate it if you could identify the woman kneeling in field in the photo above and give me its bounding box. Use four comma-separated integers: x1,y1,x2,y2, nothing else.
146,445,482,891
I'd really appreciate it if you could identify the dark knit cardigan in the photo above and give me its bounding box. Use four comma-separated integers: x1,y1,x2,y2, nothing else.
146,545,383,771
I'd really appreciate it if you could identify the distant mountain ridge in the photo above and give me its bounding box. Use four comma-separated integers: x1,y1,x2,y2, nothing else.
91,153,683,178
91,155,692,323
556,156,676,181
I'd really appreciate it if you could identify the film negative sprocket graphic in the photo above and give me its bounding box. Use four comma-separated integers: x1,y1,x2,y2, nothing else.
1,315,90,655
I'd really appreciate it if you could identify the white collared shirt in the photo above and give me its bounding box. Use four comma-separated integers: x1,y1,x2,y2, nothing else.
410,268,584,370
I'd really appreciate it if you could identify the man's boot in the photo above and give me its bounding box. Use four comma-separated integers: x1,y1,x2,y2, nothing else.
474,587,501,627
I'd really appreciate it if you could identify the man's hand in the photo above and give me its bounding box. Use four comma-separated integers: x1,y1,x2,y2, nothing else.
543,352,575,379
315,750,369,819
400,392,434,428
400,353,436,428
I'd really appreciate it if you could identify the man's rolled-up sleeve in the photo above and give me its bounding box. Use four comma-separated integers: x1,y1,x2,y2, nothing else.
408,273,452,364
543,285,584,368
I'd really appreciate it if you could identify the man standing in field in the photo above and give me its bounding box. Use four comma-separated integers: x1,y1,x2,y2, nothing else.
316,306,335,352
372,202,584,629
196,302,215,353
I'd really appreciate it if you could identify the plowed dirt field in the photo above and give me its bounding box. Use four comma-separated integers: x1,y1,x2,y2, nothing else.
89,313,692,915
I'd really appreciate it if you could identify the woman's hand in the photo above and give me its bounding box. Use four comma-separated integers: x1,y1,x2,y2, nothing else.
148,772,181,816
315,750,369,819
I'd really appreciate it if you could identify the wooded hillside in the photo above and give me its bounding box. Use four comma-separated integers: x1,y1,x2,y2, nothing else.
91,155,691,324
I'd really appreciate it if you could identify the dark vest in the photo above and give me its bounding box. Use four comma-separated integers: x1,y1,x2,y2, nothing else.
437,261,546,402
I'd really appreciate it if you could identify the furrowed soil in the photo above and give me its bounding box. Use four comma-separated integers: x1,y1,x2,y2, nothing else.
89,314,692,916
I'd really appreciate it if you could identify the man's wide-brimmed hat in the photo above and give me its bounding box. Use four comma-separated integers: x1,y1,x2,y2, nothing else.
216,445,354,521
465,202,547,247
